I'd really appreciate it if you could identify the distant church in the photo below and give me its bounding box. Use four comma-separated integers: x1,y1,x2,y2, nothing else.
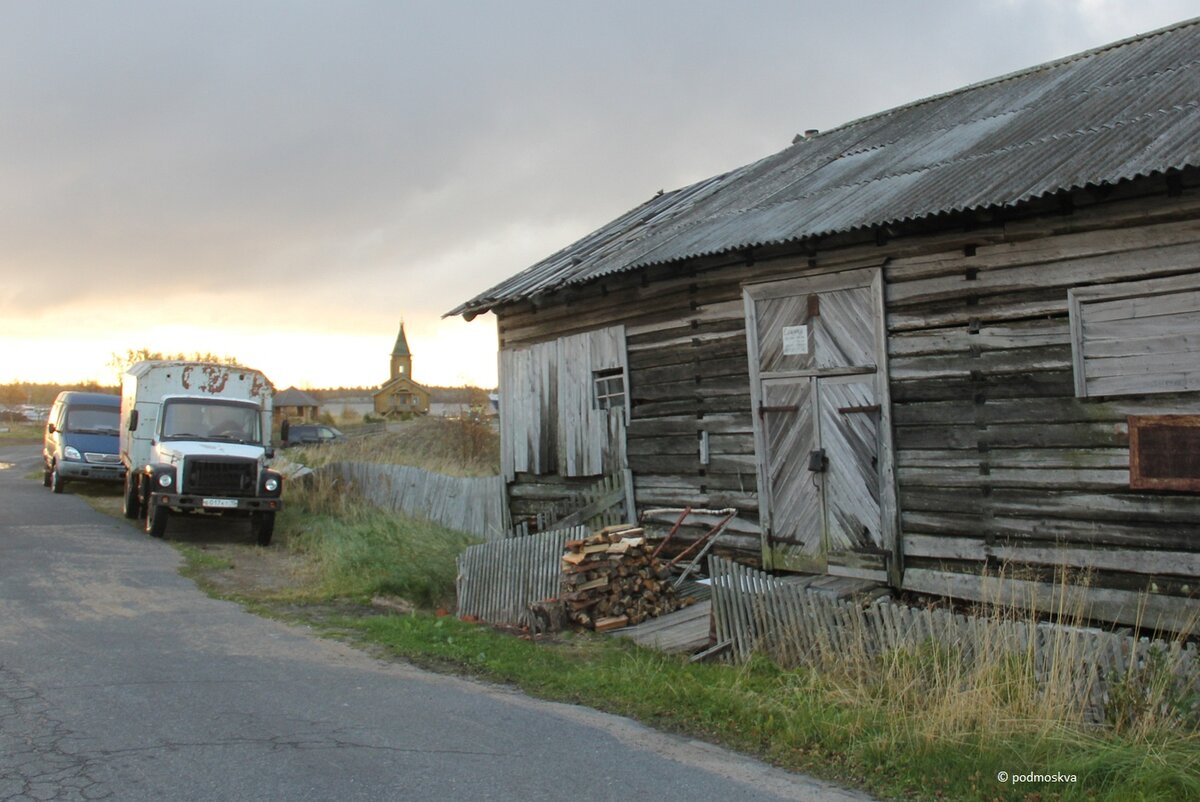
372,322,431,417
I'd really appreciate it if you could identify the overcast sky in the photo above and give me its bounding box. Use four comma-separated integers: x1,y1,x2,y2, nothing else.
1,1,1195,389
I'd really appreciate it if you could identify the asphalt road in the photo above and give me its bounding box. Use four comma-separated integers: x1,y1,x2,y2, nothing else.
0,445,874,802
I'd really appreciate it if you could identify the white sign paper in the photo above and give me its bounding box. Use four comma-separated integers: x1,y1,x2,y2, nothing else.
781,325,810,355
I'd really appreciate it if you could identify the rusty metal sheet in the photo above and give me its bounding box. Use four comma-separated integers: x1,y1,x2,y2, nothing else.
1129,414,1200,492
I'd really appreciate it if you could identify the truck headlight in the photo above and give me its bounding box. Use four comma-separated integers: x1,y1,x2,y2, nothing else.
64,446,82,460
264,477,280,493
157,473,174,488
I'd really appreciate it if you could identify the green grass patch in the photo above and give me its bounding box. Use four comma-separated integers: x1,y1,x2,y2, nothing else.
276,501,480,607
176,544,235,573
0,422,42,444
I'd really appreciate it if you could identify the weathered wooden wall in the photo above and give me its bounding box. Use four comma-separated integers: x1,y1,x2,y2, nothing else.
885,201,1200,631
498,325,627,482
495,176,1200,626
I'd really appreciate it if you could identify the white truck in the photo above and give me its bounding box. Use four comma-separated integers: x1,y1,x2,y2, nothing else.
120,360,284,545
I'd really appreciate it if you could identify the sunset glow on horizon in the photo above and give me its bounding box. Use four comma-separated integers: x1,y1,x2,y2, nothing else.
0,313,500,391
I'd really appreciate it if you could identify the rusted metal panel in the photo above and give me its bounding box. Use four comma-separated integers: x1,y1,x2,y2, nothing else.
1129,414,1200,491
450,19,1200,320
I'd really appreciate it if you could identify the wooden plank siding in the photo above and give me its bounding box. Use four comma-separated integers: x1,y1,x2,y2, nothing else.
886,201,1200,630
494,180,1200,626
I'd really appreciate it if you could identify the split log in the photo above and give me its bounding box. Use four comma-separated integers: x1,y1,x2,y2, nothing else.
557,525,685,631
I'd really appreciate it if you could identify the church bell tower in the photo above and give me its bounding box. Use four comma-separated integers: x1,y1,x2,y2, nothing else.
390,322,412,380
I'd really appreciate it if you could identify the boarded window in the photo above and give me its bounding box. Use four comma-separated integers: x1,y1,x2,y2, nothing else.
1069,274,1200,397
499,325,627,479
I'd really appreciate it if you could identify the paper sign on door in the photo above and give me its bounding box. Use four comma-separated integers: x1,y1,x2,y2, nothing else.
782,325,810,355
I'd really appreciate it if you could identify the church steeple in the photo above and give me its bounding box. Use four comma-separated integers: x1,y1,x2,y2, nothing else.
390,321,413,379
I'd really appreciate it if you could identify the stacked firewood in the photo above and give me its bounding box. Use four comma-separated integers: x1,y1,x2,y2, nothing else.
560,524,687,632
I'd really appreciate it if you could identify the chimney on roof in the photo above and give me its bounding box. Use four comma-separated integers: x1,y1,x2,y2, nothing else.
792,129,820,145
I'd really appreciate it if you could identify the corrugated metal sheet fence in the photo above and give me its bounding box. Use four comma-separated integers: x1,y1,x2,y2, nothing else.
318,462,508,540
456,527,587,627
709,556,1198,723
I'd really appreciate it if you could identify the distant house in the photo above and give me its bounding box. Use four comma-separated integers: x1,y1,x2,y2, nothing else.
320,393,376,420
373,322,431,416
450,19,1200,631
275,387,320,422
428,386,496,418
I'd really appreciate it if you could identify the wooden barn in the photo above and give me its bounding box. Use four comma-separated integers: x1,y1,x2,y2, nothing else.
448,20,1200,630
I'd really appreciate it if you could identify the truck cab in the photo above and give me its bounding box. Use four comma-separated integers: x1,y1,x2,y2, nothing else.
121,361,283,545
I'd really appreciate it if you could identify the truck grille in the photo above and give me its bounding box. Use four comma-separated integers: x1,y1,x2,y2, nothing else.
183,457,257,496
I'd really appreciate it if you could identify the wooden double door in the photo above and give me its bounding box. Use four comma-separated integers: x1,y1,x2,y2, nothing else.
744,268,898,581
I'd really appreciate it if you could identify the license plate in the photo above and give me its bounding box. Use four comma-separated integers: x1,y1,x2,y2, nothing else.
202,498,239,509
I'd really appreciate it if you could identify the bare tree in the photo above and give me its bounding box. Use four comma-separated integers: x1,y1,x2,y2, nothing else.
107,349,243,385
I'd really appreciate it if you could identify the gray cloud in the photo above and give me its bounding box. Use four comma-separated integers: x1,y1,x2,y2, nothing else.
0,0,1195,326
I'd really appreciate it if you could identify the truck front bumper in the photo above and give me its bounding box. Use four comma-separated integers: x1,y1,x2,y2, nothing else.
149,492,283,513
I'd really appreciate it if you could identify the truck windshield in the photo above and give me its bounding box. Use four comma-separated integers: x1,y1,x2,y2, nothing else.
65,406,120,435
160,399,261,444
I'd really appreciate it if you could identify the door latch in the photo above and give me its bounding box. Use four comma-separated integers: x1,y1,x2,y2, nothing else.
808,448,827,472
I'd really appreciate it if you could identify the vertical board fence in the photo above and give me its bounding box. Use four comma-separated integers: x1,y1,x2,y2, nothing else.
709,556,1199,723
456,527,588,627
318,462,509,540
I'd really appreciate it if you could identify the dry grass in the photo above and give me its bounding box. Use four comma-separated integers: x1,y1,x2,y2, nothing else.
753,564,1200,792
291,416,498,477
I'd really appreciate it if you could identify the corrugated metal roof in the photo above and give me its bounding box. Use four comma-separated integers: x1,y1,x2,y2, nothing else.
449,17,1200,318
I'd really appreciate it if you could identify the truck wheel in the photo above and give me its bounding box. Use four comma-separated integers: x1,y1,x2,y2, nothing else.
122,474,142,519
146,501,169,538
251,512,275,547
50,466,65,494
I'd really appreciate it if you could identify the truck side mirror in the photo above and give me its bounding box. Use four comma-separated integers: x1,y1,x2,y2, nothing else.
128,410,139,431
47,423,56,434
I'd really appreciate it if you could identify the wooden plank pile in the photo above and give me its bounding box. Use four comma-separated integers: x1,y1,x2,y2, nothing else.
560,524,689,632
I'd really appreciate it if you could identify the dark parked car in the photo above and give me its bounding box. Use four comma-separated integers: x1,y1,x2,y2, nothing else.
283,424,345,447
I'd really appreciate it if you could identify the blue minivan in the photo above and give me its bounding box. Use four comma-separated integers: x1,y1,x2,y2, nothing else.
43,392,125,493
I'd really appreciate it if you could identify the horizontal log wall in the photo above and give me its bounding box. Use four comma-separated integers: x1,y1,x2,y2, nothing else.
495,176,1200,617
886,199,1200,630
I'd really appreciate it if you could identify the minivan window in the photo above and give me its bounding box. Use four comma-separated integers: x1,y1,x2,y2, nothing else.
65,406,120,435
